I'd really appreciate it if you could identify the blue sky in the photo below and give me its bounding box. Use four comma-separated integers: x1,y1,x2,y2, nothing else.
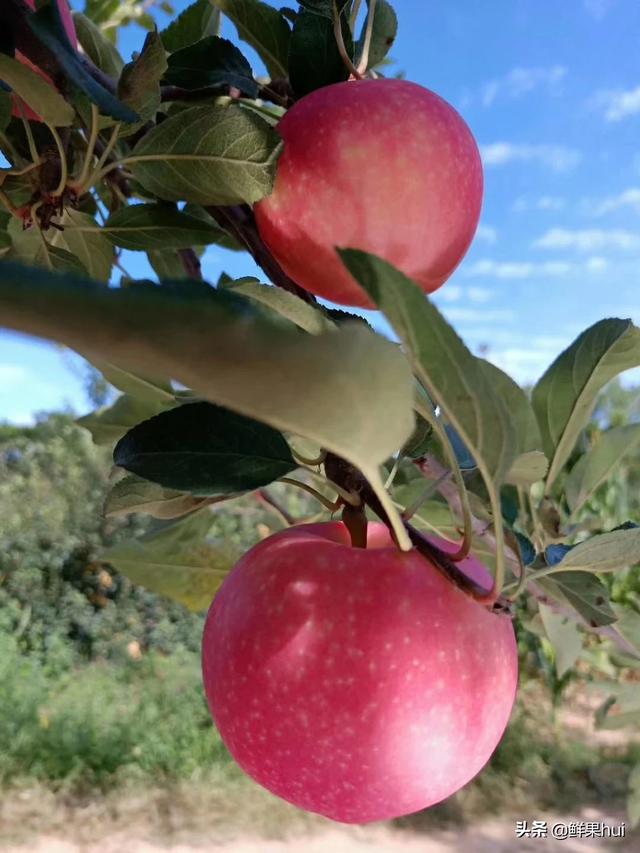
2,0,640,423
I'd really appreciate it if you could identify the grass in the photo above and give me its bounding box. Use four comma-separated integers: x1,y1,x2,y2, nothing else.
1,634,638,841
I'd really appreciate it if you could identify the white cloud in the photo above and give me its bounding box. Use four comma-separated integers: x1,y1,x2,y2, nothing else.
480,143,581,172
592,85,640,122
512,195,566,213
441,307,515,323
462,259,573,279
435,285,463,303
481,66,567,107
467,287,494,303
593,187,640,215
476,224,498,243
585,256,609,271
0,365,30,386
533,227,640,251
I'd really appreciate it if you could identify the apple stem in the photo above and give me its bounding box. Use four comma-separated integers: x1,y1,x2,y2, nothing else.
342,503,368,548
333,1,365,80
257,489,296,526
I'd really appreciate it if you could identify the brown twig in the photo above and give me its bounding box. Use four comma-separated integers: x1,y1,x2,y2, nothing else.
178,248,202,280
206,205,318,304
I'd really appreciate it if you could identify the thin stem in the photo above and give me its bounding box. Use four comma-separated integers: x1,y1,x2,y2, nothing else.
0,131,21,166
76,104,100,189
80,122,122,192
17,105,40,166
356,0,377,74
528,490,545,551
402,472,450,522
384,456,400,489
414,396,474,561
292,448,327,467
46,125,68,197
333,1,364,79
2,162,40,179
257,489,295,526
303,467,361,506
279,477,343,513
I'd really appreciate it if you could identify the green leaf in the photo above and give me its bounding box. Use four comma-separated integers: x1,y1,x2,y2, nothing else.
229,281,334,334
538,602,583,677
118,29,168,129
7,218,87,274
164,36,258,97
297,1,351,17
539,571,617,627
478,359,543,453
72,12,124,78
182,204,243,250
85,359,175,405
103,511,238,611
565,424,640,513
128,103,282,206
611,604,640,658
555,528,640,573
0,90,13,132
101,204,231,251
105,473,214,519
211,0,291,79
114,401,297,495
628,763,640,829
356,0,398,70
77,393,174,446
161,0,221,52
289,8,352,98
0,53,75,126
0,262,415,510
341,250,518,484
505,451,549,487
532,318,640,489
27,4,138,123
49,209,115,281
147,249,188,280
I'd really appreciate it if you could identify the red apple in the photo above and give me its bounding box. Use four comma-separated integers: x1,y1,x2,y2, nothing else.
202,522,517,823
13,0,77,123
254,79,483,308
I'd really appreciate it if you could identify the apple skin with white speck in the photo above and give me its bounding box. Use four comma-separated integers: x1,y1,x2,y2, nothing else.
254,79,483,308
202,522,518,824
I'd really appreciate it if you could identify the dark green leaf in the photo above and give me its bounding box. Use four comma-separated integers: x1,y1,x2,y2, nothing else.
211,0,292,79
0,89,14,132
129,103,282,206
72,11,124,78
102,204,233,251
118,29,168,128
0,53,75,126
27,4,139,123
49,209,115,281
114,400,297,495
289,8,352,98
164,36,258,97
532,318,640,489
539,572,617,627
147,249,189,280
340,249,518,484
161,0,221,52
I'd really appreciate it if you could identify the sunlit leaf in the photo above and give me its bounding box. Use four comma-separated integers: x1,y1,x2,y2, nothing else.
103,511,238,611
538,602,583,677
532,319,640,489
0,53,75,126
128,103,281,205
211,0,291,79
565,424,640,513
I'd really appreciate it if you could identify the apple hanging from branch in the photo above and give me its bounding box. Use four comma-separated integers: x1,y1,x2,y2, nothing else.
255,79,483,308
202,522,518,824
